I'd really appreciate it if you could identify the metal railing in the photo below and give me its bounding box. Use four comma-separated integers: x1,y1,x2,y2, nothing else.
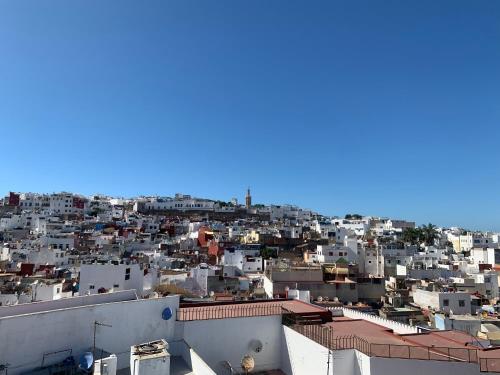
177,303,284,321
480,358,500,373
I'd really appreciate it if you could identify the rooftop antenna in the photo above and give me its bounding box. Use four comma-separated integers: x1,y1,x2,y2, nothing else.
93,321,112,360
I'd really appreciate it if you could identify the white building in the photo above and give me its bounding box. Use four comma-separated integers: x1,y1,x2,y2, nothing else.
470,247,498,266
190,264,218,296
49,193,83,215
223,248,264,273
360,247,384,277
413,289,472,315
316,244,355,264
79,262,145,296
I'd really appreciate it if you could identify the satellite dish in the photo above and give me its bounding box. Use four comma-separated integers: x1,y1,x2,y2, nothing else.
79,352,93,372
162,307,173,320
241,355,255,374
248,339,263,353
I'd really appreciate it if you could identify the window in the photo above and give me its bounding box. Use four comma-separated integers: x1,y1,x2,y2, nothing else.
125,267,131,280
56,288,60,293
459,300,465,307
89,284,95,290
443,299,449,306
113,284,119,288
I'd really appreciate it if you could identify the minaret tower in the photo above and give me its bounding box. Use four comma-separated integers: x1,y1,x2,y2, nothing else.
245,188,252,209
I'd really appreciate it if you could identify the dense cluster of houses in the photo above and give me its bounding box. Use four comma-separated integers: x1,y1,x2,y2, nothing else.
2,190,500,374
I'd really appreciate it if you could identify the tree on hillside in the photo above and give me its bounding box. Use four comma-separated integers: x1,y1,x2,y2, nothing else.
402,227,422,245
345,213,362,220
421,223,439,246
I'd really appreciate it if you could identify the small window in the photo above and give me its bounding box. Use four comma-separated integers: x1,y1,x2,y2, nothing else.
459,300,465,307
89,284,95,290
443,299,449,306
113,284,119,288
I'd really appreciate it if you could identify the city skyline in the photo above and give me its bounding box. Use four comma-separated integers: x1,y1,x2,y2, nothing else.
1,189,494,232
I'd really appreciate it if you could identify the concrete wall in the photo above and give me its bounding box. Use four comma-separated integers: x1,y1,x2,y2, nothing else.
79,263,144,296
369,356,482,375
273,281,358,303
190,349,216,375
94,355,117,375
0,293,19,306
0,295,179,374
329,307,418,334
0,290,137,318
182,315,282,374
281,326,362,375
357,280,385,303
409,269,461,280
412,289,440,311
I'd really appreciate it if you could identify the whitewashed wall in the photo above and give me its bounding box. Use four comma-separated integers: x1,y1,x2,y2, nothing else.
329,307,418,334
281,325,361,375
0,295,179,374
370,356,482,375
181,315,283,374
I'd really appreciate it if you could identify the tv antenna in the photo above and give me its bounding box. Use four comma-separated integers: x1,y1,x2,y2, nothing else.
93,321,112,359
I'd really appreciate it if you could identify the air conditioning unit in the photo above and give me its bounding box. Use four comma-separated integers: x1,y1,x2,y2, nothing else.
130,340,170,375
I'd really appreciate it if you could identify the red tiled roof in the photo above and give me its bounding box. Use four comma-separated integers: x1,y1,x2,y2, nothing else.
177,299,328,321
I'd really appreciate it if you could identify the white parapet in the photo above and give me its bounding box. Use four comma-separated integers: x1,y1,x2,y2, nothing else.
328,307,418,334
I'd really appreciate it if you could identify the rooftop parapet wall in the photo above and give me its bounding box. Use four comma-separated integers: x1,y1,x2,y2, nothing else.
328,307,419,334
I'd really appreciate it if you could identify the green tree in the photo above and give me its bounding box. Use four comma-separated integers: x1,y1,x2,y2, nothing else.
420,223,438,246
260,247,277,259
345,213,362,220
402,227,422,245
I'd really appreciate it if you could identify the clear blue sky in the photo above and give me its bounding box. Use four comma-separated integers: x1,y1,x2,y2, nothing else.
1,1,499,230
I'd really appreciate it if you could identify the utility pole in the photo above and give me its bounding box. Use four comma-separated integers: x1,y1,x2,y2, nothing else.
93,321,112,360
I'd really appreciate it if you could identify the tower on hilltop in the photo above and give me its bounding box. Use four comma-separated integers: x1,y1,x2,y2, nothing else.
245,188,252,209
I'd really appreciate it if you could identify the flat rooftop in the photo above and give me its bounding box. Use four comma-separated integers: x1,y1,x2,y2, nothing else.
325,316,500,361
178,299,328,321
0,290,138,318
